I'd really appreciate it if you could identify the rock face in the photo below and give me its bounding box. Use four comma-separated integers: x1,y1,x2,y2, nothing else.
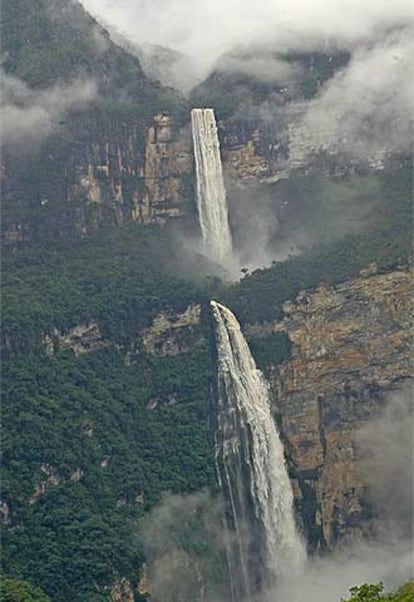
140,304,202,357
2,98,402,247
2,112,195,245
107,266,412,548
70,112,194,228
43,322,111,356
219,111,400,183
140,113,193,224
247,266,412,547
110,578,135,602
221,118,290,182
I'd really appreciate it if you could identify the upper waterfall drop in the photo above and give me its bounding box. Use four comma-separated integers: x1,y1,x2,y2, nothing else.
191,108,233,263
210,300,306,601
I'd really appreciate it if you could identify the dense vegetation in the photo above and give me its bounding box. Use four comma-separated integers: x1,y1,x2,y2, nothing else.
1,0,187,243
2,159,411,598
2,345,215,600
2,224,208,357
1,220,219,599
1,0,177,102
0,577,51,602
3,161,410,596
342,582,414,602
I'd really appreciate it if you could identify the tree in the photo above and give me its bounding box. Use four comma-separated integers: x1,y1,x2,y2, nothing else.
0,577,51,602
342,582,414,602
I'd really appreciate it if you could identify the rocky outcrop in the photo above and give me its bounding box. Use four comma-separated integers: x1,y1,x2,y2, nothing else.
41,304,204,360
140,304,203,357
73,113,194,228
110,578,135,602
29,464,61,504
79,113,194,226
221,124,274,181
247,266,412,547
137,564,152,598
140,113,194,223
43,322,112,356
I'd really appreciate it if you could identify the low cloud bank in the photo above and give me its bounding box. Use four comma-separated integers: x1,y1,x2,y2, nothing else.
296,28,414,159
0,70,97,150
80,0,413,87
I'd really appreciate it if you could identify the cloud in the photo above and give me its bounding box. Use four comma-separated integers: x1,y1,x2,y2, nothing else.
79,0,413,162
47,0,112,54
295,28,414,159
355,382,414,537
79,0,413,86
275,539,413,602
139,489,414,602
219,53,305,86
0,70,97,150
139,491,232,602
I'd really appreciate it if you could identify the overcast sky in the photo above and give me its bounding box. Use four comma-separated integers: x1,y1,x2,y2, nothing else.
80,0,413,77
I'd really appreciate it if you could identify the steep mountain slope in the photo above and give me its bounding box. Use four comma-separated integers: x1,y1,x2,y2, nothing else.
1,226,217,601
1,0,189,244
1,2,412,601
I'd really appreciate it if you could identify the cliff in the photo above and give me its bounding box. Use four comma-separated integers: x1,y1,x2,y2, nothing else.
219,113,404,184
2,109,194,245
104,264,411,549
33,265,413,550
246,265,412,547
1,0,194,245
63,112,193,229
2,223,411,600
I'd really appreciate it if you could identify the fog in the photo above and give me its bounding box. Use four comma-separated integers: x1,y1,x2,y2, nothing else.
0,69,97,151
355,383,414,538
79,0,413,267
297,27,414,158
80,0,413,88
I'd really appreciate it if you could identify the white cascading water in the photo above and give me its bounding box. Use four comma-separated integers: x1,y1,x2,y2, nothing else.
210,300,306,601
191,108,233,263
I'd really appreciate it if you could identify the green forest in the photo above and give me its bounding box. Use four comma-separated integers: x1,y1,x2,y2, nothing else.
1,0,413,599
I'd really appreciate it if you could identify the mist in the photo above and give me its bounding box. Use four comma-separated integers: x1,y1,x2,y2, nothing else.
79,0,413,185
355,382,414,538
274,540,413,602
224,170,386,276
297,27,414,159
138,491,232,602
139,383,413,601
275,382,414,602
80,0,413,88
0,69,97,151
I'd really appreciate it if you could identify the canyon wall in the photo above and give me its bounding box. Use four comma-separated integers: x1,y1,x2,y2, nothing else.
123,265,412,549
2,112,194,244
247,265,412,547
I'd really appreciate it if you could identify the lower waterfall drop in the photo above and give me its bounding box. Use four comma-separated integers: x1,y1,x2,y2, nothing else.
210,300,306,601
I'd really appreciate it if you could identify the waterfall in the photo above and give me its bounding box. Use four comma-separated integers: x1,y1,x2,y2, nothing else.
191,108,233,263
210,300,306,601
